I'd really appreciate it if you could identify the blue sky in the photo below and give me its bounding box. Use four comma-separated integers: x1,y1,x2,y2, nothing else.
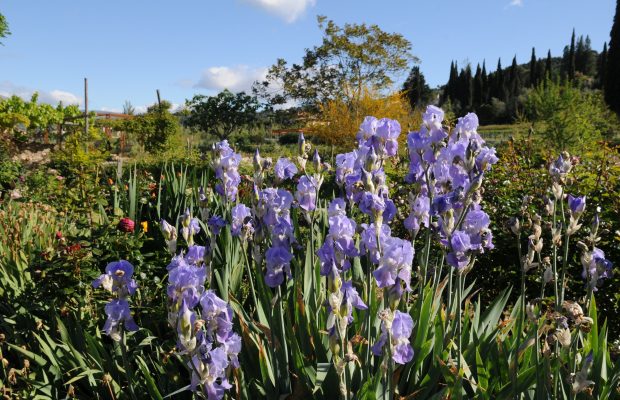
0,0,615,112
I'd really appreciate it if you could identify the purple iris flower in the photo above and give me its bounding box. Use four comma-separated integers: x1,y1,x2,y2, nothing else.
92,260,137,297
167,256,206,309
93,261,140,341
328,198,347,218
462,209,493,251
265,246,293,287
318,212,358,277
103,299,139,340
445,230,474,269
360,223,391,264
450,230,472,253
476,147,499,171
200,290,235,343
335,151,357,186
582,247,614,290
390,311,414,364
274,157,298,182
359,192,386,219
295,175,318,212
357,116,378,144
432,195,453,215
185,245,206,266
404,195,430,236
422,105,444,130
568,194,586,216
549,152,572,182
207,215,226,235
375,118,401,157
213,140,242,202
371,310,414,365
373,237,414,290
454,113,480,136
231,204,253,238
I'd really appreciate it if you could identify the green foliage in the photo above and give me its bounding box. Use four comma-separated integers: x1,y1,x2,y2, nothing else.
185,90,260,141
255,16,415,108
402,66,432,109
117,101,181,153
524,80,620,151
0,11,9,44
0,160,22,191
0,94,82,147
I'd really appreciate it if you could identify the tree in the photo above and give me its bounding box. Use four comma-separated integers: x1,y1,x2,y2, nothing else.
529,48,538,87
598,42,608,89
0,12,10,44
185,90,260,140
445,61,458,103
525,80,619,151
119,100,180,153
509,56,521,98
606,0,620,114
254,16,415,109
481,61,488,102
545,50,553,81
474,64,483,107
402,66,432,108
123,100,135,115
569,29,576,80
462,64,473,110
492,58,507,101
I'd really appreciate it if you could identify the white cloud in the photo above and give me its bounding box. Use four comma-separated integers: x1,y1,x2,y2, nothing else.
509,0,523,6
0,81,81,105
242,0,316,23
194,65,268,93
46,90,81,105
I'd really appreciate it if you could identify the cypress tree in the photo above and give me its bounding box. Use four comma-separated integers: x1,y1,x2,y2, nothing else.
447,61,459,102
569,29,576,80
575,35,585,74
536,59,545,87
457,68,466,109
509,56,521,98
464,64,473,110
545,50,553,82
481,60,488,103
529,47,537,87
474,63,483,107
492,58,502,100
403,66,432,108
583,35,596,76
599,42,608,89
606,0,620,113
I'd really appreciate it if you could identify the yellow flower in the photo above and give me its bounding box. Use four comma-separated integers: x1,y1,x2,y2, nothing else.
141,221,148,233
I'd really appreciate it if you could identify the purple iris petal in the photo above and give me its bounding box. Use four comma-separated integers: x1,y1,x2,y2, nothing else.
568,194,586,215
207,215,226,235
265,246,293,287
274,157,298,181
295,176,318,212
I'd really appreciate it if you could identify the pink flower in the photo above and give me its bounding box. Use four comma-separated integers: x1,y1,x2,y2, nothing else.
118,218,135,233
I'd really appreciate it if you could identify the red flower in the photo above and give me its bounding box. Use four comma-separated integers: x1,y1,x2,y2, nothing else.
118,218,135,233
55,231,63,240
67,243,82,254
